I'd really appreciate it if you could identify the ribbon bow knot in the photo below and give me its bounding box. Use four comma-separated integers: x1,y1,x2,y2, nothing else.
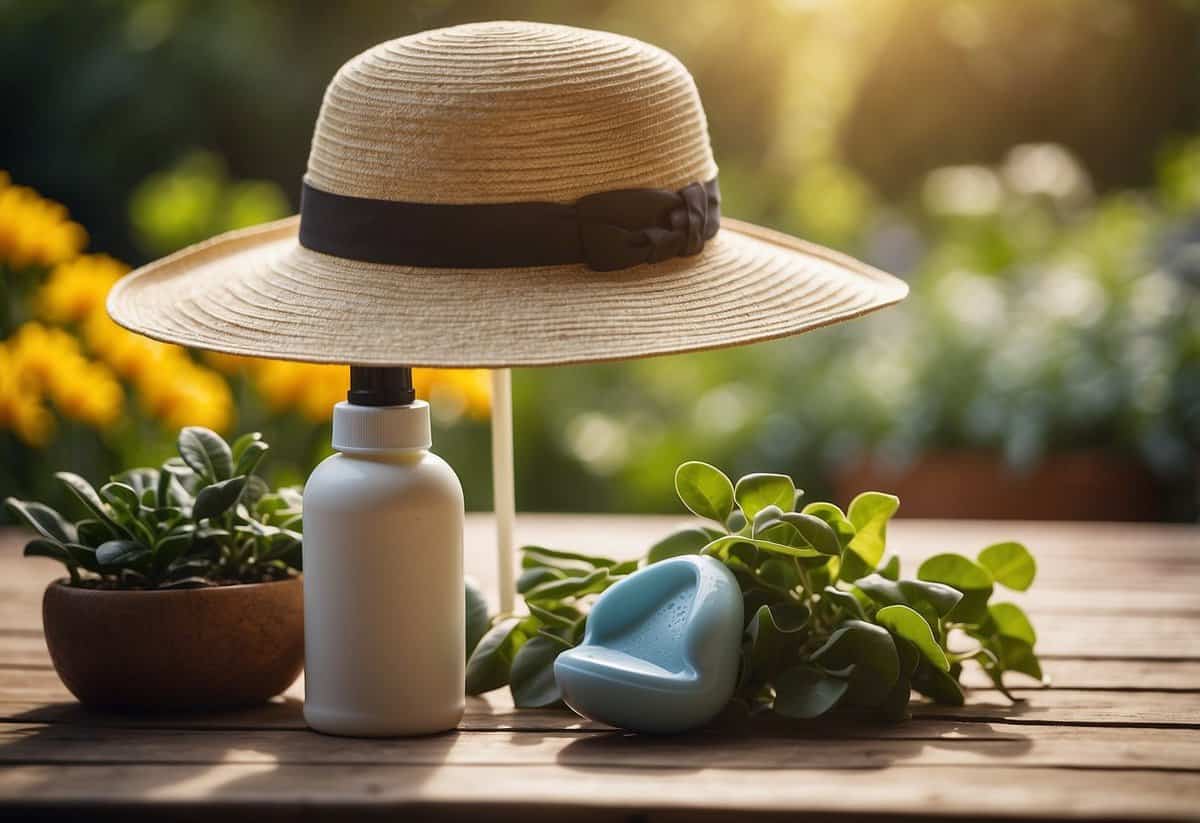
576,180,721,272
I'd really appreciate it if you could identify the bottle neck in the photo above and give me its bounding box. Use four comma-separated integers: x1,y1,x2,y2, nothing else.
331,400,432,456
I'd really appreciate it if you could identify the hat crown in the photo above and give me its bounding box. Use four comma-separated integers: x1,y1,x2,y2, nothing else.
304,21,718,205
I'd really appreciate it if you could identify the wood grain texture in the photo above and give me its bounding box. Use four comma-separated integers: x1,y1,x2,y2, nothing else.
3,765,1198,821
0,517,1197,820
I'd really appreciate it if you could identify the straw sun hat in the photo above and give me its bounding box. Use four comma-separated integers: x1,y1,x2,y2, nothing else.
107,21,907,368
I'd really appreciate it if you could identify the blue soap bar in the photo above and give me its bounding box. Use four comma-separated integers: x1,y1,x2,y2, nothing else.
554,554,744,734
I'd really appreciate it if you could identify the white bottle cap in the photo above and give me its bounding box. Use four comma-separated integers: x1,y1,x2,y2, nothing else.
331,400,432,454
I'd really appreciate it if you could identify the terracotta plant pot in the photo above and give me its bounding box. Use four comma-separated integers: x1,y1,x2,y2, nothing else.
42,576,304,710
834,450,1163,521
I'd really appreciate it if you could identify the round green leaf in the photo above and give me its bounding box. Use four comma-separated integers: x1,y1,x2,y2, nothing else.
674,461,734,524
733,473,794,521
465,578,491,660
917,553,995,623
646,527,710,564
466,617,524,695
780,512,840,556
509,635,563,708
875,604,950,672
988,602,1037,645
802,502,855,551
978,541,1036,591
773,665,849,719
846,491,900,568
810,619,900,706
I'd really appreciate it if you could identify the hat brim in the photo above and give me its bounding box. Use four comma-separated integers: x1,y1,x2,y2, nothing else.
106,216,907,368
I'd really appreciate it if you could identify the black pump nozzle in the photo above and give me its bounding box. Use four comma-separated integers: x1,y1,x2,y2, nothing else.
347,366,415,406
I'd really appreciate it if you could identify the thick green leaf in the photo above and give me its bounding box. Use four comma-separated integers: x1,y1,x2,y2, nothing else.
646,527,710,564
522,567,611,603
779,512,840,556
75,518,116,547
236,441,270,477
978,541,1036,591
757,556,800,591
230,432,263,464
823,585,867,620
917,553,994,624
773,665,849,719
991,635,1045,682
855,574,963,618
55,472,113,524
878,637,920,722
193,476,247,521
521,546,617,569
702,535,823,560
517,567,564,593
4,498,76,544
801,502,855,551
465,578,491,660
466,617,525,695
987,602,1037,645
99,482,139,515
96,539,151,567
109,468,156,501
846,491,900,569
509,635,564,708
674,461,734,524
22,538,71,566
527,602,575,629
177,427,234,482
911,659,966,706
810,619,899,707
875,604,950,672
63,543,101,573
733,473,794,521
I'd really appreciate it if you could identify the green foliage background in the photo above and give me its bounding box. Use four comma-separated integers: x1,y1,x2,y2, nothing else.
2,0,1198,518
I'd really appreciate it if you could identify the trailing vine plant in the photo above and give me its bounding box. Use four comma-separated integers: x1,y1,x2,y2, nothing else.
468,461,1043,720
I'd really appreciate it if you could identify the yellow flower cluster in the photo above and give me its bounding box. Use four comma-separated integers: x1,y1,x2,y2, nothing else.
37,253,128,324
205,353,491,424
0,171,88,269
0,323,123,445
82,309,233,433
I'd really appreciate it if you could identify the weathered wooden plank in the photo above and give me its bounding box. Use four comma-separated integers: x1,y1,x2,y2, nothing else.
1,721,1197,771
0,667,1196,730
1,764,1197,821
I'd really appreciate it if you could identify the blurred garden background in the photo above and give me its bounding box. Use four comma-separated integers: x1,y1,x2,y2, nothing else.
1,0,1198,521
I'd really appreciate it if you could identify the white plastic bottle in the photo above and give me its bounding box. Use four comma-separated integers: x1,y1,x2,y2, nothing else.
302,368,465,737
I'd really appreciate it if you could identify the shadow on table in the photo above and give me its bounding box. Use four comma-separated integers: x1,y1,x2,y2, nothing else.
554,701,1035,774
0,694,456,812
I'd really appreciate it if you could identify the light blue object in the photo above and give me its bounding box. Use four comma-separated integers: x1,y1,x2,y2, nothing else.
553,554,744,734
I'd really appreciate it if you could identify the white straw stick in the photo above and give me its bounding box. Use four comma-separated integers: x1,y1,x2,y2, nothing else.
490,368,516,613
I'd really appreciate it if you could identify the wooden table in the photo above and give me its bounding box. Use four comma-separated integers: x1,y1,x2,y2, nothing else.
1,515,1197,821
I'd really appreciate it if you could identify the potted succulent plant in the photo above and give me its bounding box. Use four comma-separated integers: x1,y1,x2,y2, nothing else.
4,426,304,710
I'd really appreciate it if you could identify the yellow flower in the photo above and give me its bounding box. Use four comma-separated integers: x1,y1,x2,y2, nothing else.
414,368,492,421
203,350,257,374
36,254,129,324
4,322,125,434
253,360,347,422
0,172,88,270
46,359,124,430
0,345,54,447
138,358,234,433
